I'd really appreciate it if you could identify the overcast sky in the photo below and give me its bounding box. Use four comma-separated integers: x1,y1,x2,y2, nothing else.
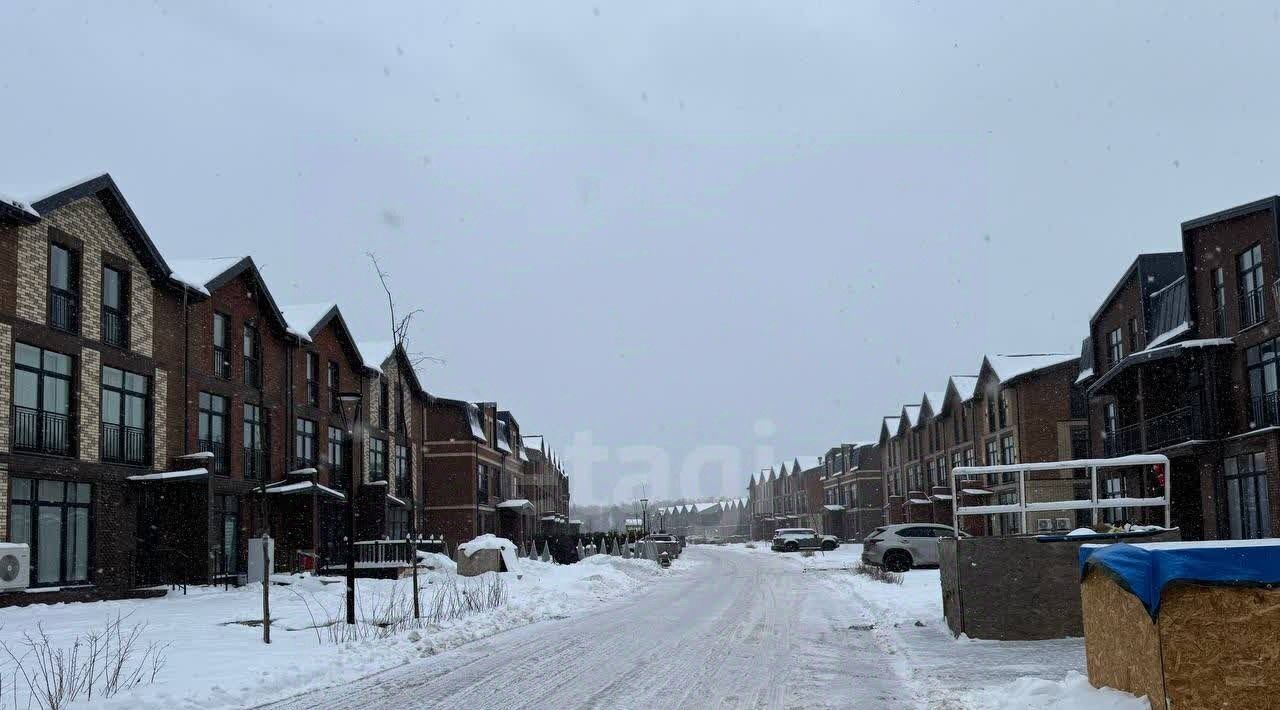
4,2,1280,504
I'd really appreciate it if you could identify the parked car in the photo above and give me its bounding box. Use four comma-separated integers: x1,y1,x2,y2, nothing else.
771,528,839,552
860,523,967,571
642,533,681,559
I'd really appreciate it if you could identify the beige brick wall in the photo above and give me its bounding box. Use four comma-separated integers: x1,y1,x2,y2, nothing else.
78,348,101,462
153,369,168,470
14,196,155,356
15,228,46,324
0,323,11,453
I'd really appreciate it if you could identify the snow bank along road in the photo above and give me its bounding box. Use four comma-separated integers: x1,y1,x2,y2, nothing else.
267,546,917,709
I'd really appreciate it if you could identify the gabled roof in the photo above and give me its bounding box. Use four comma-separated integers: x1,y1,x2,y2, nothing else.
26,174,172,283
167,256,291,335
879,415,900,442
794,455,822,472
1087,252,1184,329
939,375,979,416
982,353,1077,386
902,404,922,428
694,501,721,513
922,391,946,419
0,193,40,224
280,303,364,368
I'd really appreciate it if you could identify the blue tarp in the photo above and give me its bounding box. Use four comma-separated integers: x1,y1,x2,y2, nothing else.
1079,541,1280,618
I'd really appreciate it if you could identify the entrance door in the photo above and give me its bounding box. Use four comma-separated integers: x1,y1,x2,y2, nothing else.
1169,459,1204,540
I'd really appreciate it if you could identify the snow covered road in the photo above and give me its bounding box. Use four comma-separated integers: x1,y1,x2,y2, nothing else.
264,546,909,709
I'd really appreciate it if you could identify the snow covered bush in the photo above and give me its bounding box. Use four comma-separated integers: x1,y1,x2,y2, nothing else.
0,612,169,710
744,543,756,549
854,562,903,585
428,573,508,624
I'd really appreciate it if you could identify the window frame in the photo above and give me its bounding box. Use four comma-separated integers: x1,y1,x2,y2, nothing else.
1224,452,1271,540
212,312,231,379
294,417,317,469
369,437,388,481
242,403,267,480
9,478,92,587
198,391,229,474
1238,243,1266,329
100,264,129,348
100,365,150,466
47,241,80,333
242,322,261,389
12,342,75,456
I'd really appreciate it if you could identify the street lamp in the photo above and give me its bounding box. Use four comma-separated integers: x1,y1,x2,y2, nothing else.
640,498,649,535
337,390,364,625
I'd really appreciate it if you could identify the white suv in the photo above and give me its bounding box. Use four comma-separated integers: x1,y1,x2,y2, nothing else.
771,528,839,552
860,523,966,571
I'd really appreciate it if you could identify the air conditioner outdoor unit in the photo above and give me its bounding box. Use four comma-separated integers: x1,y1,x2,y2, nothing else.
0,543,30,591
1036,519,1053,532
1055,517,1071,531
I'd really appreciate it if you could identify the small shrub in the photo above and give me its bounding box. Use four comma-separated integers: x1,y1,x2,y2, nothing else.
854,562,903,585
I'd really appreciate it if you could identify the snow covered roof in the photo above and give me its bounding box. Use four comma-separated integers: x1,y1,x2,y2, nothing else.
167,257,246,296
923,391,946,415
949,375,980,402
264,480,346,500
775,462,789,476
985,353,1077,383
1075,368,1095,384
465,403,487,442
694,502,721,513
823,504,846,511
495,420,513,454
0,192,39,219
279,303,336,342
903,404,922,427
126,468,209,482
1144,321,1191,351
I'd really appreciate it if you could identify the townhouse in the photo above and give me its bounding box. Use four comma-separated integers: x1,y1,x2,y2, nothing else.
0,174,571,598
820,442,883,540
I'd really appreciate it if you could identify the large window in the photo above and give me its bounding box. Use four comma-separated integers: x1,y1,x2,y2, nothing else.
13,343,73,456
1238,244,1266,329
1225,452,1271,540
1126,317,1139,353
984,438,998,467
369,437,387,481
395,444,410,495
10,478,91,586
985,397,996,432
243,323,261,388
101,265,128,347
212,313,230,379
101,366,148,465
1245,336,1280,429
198,392,228,474
477,463,489,502
327,426,348,490
1106,327,1123,365
997,392,1009,428
1000,435,1017,466
1104,401,1119,434
243,404,266,480
295,418,317,468
47,242,79,333
305,352,319,406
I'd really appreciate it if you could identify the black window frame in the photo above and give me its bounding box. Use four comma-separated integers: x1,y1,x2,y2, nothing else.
327,425,349,490
47,241,79,333
327,361,340,413
12,342,75,457
212,312,231,379
100,265,129,348
198,391,228,474
305,351,319,407
242,403,267,480
100,365,150,466
1238,243,1266,329
1106,327,1123,366
1245,336,1280,429
395,443,410,495
242,322,261,389
369,437,388,481
10,478,92,587
1224,452,1271,540
294,417,317,469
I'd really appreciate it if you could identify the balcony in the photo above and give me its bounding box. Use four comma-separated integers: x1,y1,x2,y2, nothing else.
101,422,148,465
198,439,228,475
1241,286,1266,329
1104,404,1204,457
243,447,267,480
13,406,73,456
48,287,78,333
1249,392,1280,430
101,307,128,348
329,466,349,492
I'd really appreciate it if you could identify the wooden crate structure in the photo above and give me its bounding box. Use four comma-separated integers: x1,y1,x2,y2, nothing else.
1080,540,1280,710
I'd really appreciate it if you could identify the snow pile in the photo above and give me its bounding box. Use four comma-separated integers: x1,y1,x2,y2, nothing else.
963,671,1148,709
456,533,515,557
1066,527,1098,537
0,555,691,710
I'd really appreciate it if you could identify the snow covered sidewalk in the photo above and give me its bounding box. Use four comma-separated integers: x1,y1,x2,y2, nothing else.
0,553,692,710
720,543,1148,709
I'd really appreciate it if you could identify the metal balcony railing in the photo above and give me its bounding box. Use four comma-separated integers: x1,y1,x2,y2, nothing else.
1102,423,1143,458
48,287,78,333
1241,286,1266,329
1145,405,1202,450
243,447,267,480
101,307,128,348
13,406,72,456
198,439,228,475
101,422,148,465
1249,392,1280,430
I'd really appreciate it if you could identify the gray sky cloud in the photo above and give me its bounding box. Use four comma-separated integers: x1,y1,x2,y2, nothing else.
5,1,1280,503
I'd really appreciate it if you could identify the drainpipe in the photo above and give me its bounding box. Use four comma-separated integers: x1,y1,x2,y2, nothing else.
182,287,190,450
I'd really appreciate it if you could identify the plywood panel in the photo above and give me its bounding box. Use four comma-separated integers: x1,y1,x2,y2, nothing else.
1081,571,1163,709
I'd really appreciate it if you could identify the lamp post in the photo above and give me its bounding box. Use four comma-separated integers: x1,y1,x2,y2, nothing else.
337,390,364,625
640,498,649,535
